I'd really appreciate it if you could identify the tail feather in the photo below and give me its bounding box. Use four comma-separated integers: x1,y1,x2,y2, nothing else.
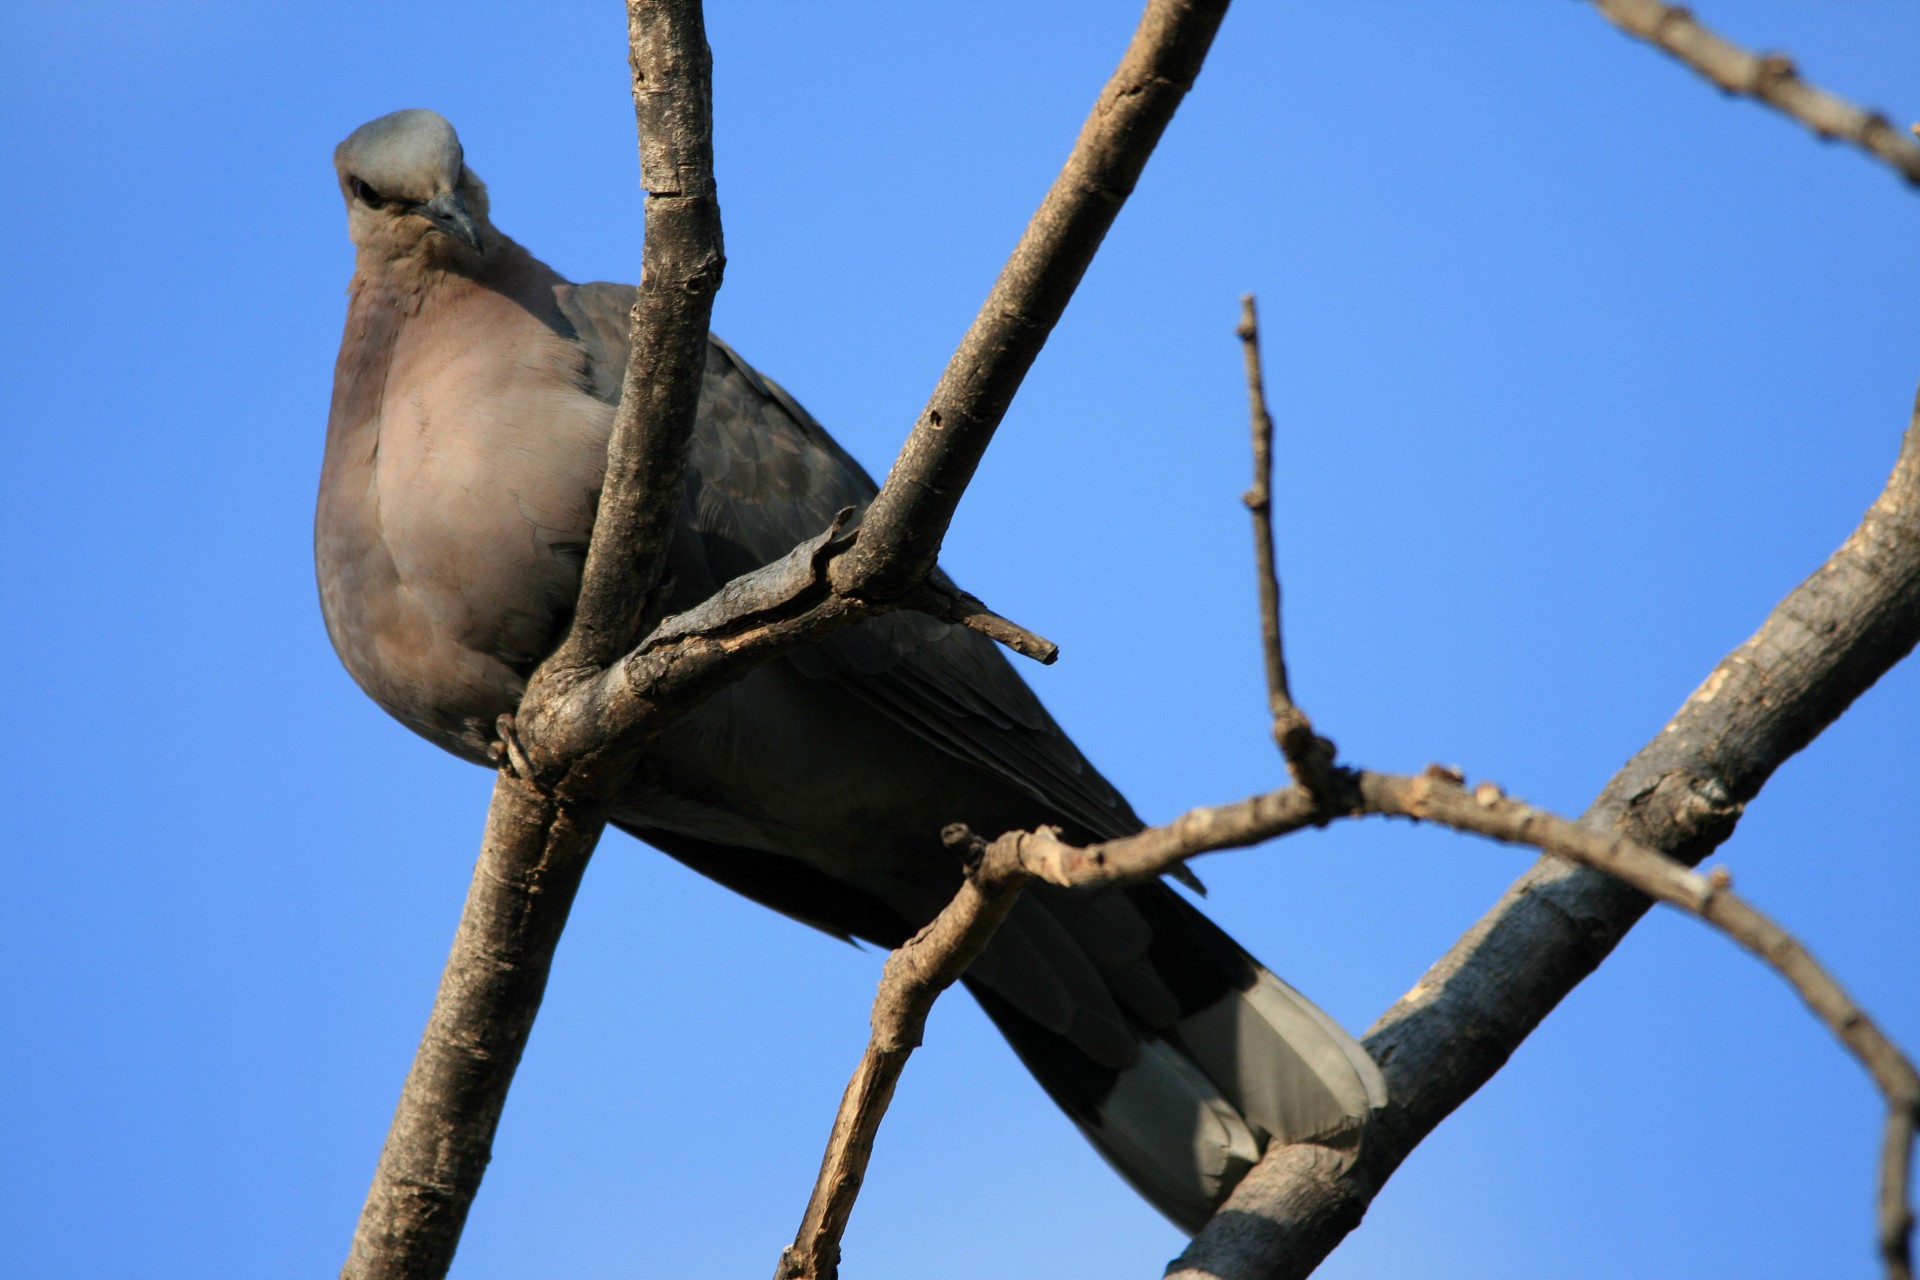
967,882,1384,1233
1083,1037,1262,1230
1178,965,1387,1146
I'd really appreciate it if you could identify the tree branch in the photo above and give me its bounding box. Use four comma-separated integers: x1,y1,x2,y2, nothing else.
1171,394,1920,1277
776,826,1035,1280
554,3,723,673
1589,0,1920,186
340,4,720,1277
1359,769,1920,1280
832,0,1234,601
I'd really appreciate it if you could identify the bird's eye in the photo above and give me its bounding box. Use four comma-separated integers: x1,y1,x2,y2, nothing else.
351,177,390,210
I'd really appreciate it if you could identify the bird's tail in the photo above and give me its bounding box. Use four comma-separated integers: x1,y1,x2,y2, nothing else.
964,882,1384,1233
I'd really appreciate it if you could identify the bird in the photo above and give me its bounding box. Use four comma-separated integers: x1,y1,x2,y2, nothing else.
318,107,1385,1232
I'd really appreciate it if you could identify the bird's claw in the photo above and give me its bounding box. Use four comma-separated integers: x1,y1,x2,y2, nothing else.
492,713,534,779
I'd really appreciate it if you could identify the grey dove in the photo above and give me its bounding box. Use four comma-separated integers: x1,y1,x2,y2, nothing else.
318,108,1385,1231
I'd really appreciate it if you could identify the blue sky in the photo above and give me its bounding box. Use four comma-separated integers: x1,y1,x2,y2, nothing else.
2,3,1916,1277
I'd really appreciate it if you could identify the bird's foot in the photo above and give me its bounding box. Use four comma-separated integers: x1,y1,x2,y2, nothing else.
490,713,535,779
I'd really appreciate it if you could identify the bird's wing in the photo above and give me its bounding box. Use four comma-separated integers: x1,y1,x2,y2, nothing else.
559,281,1140,843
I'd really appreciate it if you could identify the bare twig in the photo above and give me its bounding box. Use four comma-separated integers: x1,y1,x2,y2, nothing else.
833,0,1235,601
907,584,1059,665
1591,0,1920,186
773,779,1331,1277
1173,397,1920,1278
1888,1108,1920,1280
1236,294,1335,789
340,5,720,1277
777,827,1034,1280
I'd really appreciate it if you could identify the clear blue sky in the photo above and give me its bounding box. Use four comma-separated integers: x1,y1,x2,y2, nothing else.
3,3,1916,1277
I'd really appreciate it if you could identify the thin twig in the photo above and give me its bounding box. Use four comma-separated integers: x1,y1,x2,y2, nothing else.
1888,1107,1920,1280
772,807,1269,1280
1236,294,1334,789
776,827,1038,1280
833,0,1235,600
1591,0,1920,186
906,584,1059,665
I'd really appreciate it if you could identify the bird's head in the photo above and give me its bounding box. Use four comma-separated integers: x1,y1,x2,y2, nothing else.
334,109,491,264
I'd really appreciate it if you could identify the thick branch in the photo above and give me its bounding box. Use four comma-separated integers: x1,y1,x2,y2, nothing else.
832,0,1233,601
1171,397,1920,1276
556,2,722,672
1590,0,1920,186
340,780,606,1280
339,5,721,1278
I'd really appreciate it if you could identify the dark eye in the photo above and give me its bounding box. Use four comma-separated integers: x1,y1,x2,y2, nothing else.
350,177,390,210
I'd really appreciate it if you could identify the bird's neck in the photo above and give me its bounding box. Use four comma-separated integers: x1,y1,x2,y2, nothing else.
325,232,576,493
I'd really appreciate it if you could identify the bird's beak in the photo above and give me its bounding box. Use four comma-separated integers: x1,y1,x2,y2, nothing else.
415,190,483,253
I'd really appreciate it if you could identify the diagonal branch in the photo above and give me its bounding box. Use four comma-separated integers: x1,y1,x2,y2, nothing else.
775,826,1037,1280
1361,769,1920,1280
1170,394,1920,1278
833,0,1235,601
1590,0,1920,186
